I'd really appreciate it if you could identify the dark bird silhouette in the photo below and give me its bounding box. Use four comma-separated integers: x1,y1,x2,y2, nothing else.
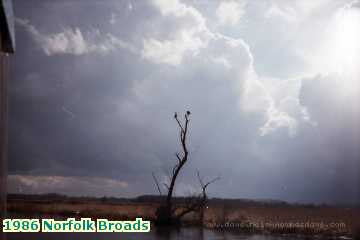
174,112,177,118
186,111,191,115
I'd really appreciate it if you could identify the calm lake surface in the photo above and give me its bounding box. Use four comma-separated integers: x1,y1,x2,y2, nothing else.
6,228,327,240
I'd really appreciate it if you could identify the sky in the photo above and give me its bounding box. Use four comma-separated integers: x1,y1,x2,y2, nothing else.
7,0,360,205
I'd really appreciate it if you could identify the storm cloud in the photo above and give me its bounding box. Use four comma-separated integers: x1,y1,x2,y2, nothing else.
8,0,360,205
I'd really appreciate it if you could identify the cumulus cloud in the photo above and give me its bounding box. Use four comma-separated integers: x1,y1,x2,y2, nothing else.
265,3,298,22
260,101,298,137
241,70,313,137
141,0,210,65
15,18,136,56
216,1,247,26
142,34,203,66
142,0,308,137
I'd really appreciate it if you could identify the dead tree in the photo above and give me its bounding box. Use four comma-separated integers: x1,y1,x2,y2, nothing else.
154,111,190,225
153,111,219,225
196,171,220,223
174,171,220,223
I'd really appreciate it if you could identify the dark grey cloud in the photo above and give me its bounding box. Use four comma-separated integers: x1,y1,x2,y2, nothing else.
8,0,360,205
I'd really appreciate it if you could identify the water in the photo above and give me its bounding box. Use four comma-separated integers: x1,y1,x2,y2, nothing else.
6,228,317,240
5,213,339,240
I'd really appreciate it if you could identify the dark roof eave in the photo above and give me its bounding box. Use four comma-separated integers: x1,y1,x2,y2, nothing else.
0,0,15,53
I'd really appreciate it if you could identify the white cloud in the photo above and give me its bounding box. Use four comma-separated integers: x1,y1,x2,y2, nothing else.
41,28,87,55
259,101,298,137
265,3,298,22
152,0,183,16
216,1,247,26
16,18,137,56
241,71,314,137
258,95,313,137
142,32,204,66
141,0,211,66
140,0,311,137
153,0,201,19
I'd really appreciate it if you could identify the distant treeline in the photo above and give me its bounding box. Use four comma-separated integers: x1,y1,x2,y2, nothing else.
8,193,353,208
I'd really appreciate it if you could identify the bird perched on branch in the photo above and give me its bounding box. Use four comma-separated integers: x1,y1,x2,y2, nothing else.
174,112,177,118
186,111,191,115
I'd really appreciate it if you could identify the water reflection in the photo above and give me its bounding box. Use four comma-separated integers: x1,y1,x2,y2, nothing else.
7,227,311,240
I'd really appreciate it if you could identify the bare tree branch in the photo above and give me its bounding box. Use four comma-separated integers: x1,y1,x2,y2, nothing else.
175,114,185,133
172,164,178,176
175,171,220,221
175,152,182,163
197,170,204,188
152,172,162,196
176,196,202,220
163,182,170,190
166,112,190,208
204,176,220,189
197,170,220,194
